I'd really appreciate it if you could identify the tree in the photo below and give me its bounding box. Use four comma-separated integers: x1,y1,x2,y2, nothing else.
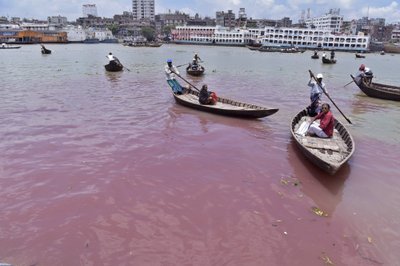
141,26,156,42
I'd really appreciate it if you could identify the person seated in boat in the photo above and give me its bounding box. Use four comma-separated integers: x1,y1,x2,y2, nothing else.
107,52,121,66
313,50,318,56
1,43,6,48
364,67,373,84
165,59,185,94
199,84,217,105
306,103,334,138
322,52,326,58
307,73,328,116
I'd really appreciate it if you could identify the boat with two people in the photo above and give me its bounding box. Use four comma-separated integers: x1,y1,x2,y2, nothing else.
186,53,205,76
166,70,278,119
290,109,355,175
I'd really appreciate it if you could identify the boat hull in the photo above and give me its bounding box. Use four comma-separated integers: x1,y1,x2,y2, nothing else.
290,109,355,175
171,89,278,119
104,62,123,72
351,75,400,101
322,57,336,64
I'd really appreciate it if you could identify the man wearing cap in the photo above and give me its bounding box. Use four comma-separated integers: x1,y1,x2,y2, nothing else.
165,59,184,94
307,72,328,116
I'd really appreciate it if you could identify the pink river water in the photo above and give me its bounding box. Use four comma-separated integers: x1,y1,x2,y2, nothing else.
0,44,399,265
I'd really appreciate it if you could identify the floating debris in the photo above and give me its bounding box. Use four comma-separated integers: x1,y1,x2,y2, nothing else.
311,206,329,217
320,252,334,265
367,237,373,243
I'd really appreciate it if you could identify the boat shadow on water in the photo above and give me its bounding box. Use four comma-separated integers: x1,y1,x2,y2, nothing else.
287,140,349,215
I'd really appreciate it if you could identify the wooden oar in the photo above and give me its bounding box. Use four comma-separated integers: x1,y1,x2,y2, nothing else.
176,63,189,68
343,80,354,87
171,70,200,92
309,70,352,124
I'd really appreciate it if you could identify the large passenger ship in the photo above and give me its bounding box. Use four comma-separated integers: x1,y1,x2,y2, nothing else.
172,26,370,52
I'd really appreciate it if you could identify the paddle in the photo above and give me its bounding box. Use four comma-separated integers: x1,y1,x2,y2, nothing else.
343,80,354,87
123,66,131,72
309,70,352,124
176,63,189,68
171,70,200,92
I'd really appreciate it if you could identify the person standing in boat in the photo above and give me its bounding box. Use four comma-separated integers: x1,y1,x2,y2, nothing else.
355,64,366,85
330,50,335,60
165,59,185,94
307,103,334,138
199,84,217,105
307,73,328,116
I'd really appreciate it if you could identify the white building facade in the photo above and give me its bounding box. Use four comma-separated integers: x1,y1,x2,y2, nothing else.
132,0,155,20
305,9,343,33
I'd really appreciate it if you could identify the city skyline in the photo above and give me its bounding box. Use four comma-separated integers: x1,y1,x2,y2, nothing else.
0,0,399,23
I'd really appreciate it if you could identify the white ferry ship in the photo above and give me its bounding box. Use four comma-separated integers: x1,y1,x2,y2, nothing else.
172,25,370,51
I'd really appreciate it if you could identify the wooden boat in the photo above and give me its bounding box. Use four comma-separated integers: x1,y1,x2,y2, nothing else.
290,109,355,175
322,57,336,64
41,45,51,54
311,53,319,59
383,42,400,54
186,65,205,76
171,88,279,118
350,75,400,101
0,43,21,49
258,46,281,52
246,45,261,51
355,53,365,58
104,61,123,72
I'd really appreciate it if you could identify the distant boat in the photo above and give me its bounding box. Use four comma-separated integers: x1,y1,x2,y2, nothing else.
41,44,51,54
0,43,21,49
290,109,355,175
83,38,100,44
322,57,336,64
124,41,162,47
355,53,365,58
383,43,400,54
311,52,319,59
186,64,205,76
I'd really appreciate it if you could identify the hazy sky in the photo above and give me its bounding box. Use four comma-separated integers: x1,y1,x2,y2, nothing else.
0,0,399,23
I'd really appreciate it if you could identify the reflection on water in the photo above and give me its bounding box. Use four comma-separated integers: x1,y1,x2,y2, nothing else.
286,140,348,216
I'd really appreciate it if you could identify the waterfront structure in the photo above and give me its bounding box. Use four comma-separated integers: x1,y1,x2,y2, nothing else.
132,0,155,20
83,4,98,17
172,25,370,51
259,26,370,51
172,26,254,46
0,29,67,43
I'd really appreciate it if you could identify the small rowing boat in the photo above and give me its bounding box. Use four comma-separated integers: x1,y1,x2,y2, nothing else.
104,61,123,72
322,57,336,64
350,75,400,101
171,88,279,118
290,109,355,175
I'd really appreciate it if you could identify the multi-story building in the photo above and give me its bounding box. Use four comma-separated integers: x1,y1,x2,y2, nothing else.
305,8,343,33
82,4,98,17
216,10,235,28
132,0,155,21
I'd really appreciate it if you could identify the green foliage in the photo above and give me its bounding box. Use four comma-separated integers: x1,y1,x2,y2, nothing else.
141,26,156,42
